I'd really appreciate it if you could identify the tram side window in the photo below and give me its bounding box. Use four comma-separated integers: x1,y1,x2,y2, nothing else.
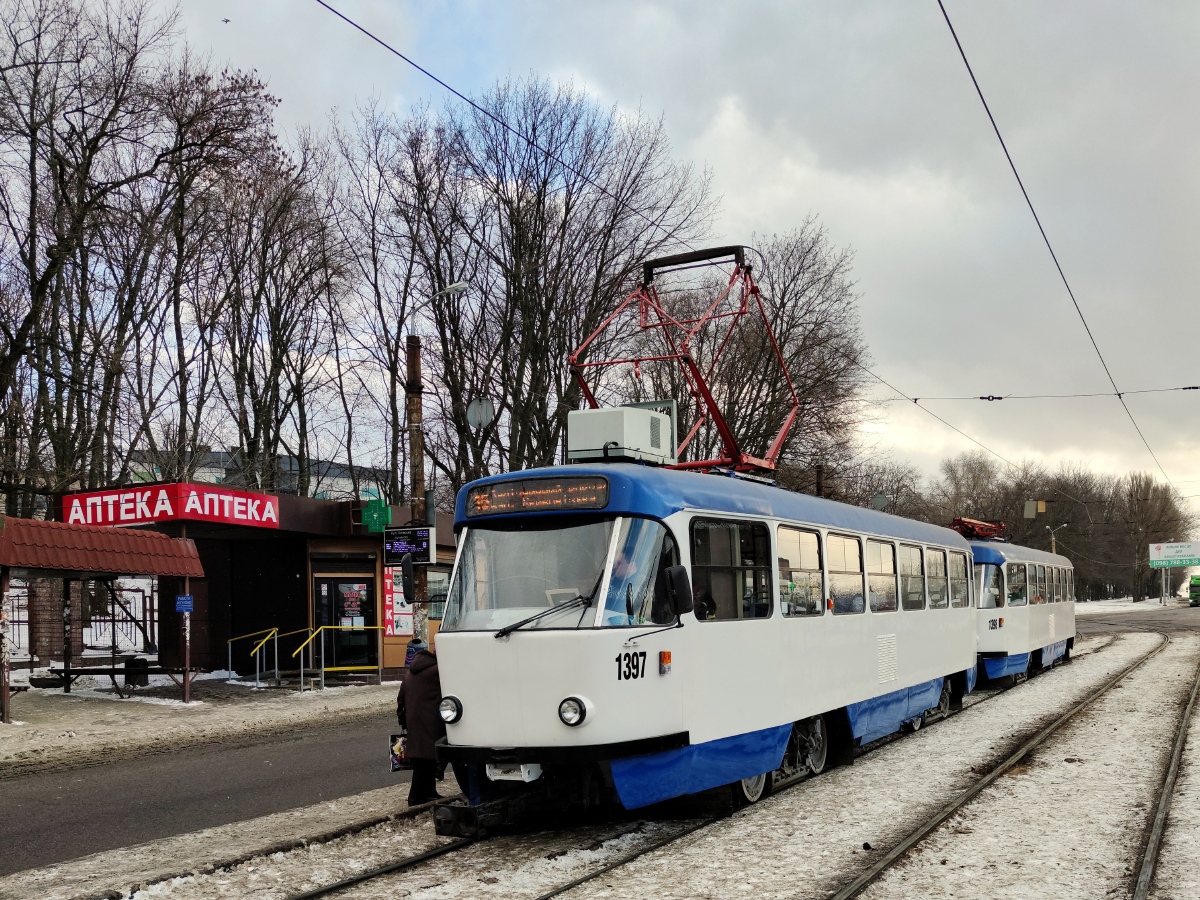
1067,570,1075,602
927,549,949,609
866,540,898,613
1053,568,1063,603
778,526,823,617
691,519,772,621
949,552,970,607
828,534,865,614
899,544,925,610
1007,563,1028,606
1035,565,1047,604
976,564,1003,608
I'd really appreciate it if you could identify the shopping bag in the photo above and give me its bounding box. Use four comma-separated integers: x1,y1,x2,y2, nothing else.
391,732,412,771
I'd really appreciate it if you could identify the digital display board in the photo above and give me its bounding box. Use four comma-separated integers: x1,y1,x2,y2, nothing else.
383,526,435,566
466,476,609,517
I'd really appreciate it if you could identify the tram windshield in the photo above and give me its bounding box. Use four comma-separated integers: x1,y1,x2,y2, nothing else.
441,517,680,633
976,563,1003,608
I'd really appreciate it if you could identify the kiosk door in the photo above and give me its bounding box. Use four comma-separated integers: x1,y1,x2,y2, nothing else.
313,577,377,668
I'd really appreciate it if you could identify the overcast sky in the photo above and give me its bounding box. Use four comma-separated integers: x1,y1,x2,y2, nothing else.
170,1,1200,502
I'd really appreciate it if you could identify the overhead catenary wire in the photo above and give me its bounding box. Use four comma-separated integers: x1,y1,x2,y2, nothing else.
936,0,1174,487
315,0,1189,517
882,386,1200,403
311,0,697,254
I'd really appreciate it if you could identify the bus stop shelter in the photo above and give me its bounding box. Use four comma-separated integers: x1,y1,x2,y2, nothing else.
0,515,204,721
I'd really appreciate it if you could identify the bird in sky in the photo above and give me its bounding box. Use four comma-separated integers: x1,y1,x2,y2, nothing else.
221,18,230,24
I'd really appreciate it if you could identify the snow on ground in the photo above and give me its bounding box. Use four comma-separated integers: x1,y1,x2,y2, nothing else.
1151,664,1200,900
0,679,399,778
553,633,1161,900
0,783,417,900
125,633,1147,900
132,816,695,900
859,634,1199,900
1076,597,1189,616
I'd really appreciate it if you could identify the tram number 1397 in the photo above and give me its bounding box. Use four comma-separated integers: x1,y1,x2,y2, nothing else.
616,651,648,681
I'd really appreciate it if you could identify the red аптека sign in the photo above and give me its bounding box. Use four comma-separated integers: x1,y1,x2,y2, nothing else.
62,483,280,529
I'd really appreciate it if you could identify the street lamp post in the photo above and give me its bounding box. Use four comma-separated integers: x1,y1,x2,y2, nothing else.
1046,523,1068,555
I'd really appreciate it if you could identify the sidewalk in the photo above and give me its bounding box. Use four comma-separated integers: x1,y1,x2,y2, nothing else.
0,675,399,779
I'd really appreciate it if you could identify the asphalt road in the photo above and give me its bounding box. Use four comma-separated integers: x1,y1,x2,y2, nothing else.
1077,601,1200,635
0,711,405,876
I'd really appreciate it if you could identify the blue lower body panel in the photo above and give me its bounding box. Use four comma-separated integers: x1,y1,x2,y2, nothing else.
609,723,791,810
966,664,978,694
982,653,1030,679
846,677,943,745
1041,640,1067,667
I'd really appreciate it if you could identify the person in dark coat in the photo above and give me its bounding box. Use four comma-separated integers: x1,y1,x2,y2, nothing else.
396,644,445,805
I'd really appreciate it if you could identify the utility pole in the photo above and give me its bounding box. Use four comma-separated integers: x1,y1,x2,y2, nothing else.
1,565,10,724
407,335,428,644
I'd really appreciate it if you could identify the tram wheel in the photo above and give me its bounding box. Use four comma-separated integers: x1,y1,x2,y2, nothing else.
733,772,768,806
929,679,952,723
905,714,923,733
803,715,829,775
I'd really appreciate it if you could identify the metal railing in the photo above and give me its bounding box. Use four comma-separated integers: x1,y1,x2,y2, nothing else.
292,625,383,690
227,628,279,688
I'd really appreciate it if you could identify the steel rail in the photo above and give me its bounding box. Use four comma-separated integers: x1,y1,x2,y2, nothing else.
285,836,476,900
822,632,1172,900
531,818,716,900
1132,648,1200,900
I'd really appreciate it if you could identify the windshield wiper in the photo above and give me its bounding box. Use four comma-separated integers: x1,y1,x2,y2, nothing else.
494,569,605,639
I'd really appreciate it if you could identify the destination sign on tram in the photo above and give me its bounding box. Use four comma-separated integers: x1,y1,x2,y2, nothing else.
466,476,609,517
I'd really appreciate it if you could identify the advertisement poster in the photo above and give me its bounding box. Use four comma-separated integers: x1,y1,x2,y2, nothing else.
383,566,414,637
337,583,368,629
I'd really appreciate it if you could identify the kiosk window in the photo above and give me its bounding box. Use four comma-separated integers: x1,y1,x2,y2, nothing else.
899,544,925,610
866,540,897,613
949,552,970,607
1008,563,1028,606
828,534,865,615
778,526,823,617
691,519,772,621
927,549,949,609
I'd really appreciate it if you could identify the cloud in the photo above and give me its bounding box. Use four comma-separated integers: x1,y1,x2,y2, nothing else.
160,0,1200,497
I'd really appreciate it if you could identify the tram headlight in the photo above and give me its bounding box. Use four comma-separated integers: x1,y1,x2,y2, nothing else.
558,697,586,727
439,696,463,724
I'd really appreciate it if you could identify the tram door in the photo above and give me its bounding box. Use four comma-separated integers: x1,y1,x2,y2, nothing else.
313,576,377,668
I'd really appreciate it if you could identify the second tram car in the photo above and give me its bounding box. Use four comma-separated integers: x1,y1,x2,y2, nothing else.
972,541,1075,681
433,463,980,835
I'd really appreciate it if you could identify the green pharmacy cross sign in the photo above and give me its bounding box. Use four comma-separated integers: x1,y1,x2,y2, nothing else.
361,498,392,533
1149,541,1200,569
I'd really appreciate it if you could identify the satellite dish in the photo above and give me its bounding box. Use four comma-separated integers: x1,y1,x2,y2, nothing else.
466,398,495,430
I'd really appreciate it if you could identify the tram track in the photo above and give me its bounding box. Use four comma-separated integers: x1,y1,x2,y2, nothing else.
279,633,1116,900
824,631,1175,900
1133,644,1200,900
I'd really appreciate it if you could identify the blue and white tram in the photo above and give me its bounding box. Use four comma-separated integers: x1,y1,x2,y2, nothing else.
972,541,1076,682
433,463,979,835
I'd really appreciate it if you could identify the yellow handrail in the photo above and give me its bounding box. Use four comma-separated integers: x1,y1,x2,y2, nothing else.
227,627,277,645
292,625,384,658
276,627,312,640
249,628,279,658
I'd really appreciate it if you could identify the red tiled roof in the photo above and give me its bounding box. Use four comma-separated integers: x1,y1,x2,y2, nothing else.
0,516,204,578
